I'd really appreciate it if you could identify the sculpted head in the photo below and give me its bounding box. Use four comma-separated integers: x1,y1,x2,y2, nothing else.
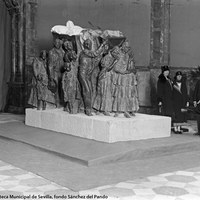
54,38,62,49
40,50,47,60
110,46,120,59
121,41,131,53
83,39,92,50
63,41,73,51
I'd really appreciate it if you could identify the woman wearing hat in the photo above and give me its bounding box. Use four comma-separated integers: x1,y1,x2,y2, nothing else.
172,71,189,134
157,66,173,118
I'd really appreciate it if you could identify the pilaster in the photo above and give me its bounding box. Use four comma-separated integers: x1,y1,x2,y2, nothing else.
150,0,170,68
150,0,171,107
3,0,38,113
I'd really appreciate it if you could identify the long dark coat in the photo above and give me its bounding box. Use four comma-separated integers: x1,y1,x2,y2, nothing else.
172,80,188,123
157,74,173,117
193,80,200,103
193,80,200,115
193,80,200,132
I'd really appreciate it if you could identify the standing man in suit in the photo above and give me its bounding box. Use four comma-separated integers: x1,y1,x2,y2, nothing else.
193,79,200,135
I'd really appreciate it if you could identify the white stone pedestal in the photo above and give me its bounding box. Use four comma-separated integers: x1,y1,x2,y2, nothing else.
25,108,171,143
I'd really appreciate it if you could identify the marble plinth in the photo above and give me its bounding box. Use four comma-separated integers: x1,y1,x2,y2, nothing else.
25,108,171,143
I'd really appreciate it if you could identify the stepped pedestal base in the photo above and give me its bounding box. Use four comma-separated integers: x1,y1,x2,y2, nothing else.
25,108,171,143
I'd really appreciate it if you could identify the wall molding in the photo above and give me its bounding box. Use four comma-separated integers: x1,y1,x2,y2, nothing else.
150,66,198,70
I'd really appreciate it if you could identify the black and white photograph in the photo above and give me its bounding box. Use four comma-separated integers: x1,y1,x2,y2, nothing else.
0,0,200,199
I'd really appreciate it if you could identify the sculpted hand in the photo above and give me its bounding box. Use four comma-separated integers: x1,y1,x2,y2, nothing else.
37,74,42,81
103,39,108,45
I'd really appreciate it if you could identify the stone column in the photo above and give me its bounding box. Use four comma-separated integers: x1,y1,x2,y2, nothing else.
150,0,170,67
24,0,38,107
160,0,170,65
3,0,25,113
10,11,16,82
3,0,19,82
150,0,171,107
15,0,24,83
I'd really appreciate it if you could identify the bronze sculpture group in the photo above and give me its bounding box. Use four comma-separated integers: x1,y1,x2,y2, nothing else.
28,30,139,118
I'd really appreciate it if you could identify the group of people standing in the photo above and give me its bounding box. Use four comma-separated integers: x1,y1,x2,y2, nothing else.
157,65,200,135
157,66,188,134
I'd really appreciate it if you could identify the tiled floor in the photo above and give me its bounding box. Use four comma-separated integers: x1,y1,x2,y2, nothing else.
0,160,200,200
0,114,199,199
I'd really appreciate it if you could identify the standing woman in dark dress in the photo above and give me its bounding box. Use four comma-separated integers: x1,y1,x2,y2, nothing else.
172,71,189,134
157,66,173,119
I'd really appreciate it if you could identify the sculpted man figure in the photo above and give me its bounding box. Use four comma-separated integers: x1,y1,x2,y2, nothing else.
48,38,65,107
62,41,81,113
30,50,49,110
78,39,107,116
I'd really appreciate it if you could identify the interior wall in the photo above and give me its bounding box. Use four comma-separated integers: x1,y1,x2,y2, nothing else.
170,0,200,67
36,0,151,67
0,2,11,111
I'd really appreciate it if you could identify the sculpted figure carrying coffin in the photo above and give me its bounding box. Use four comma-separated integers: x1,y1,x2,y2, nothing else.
93,47,118,116
78,39,107,116
112,42,139,118
48,38,65,107
62,41,81,113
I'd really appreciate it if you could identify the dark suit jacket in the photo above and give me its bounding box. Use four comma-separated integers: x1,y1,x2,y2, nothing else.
193,80,200,102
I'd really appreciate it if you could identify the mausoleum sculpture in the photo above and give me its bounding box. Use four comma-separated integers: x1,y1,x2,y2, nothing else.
28,21,139,117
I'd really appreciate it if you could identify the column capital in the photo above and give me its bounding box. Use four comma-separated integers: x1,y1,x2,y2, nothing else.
3,0,21,14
